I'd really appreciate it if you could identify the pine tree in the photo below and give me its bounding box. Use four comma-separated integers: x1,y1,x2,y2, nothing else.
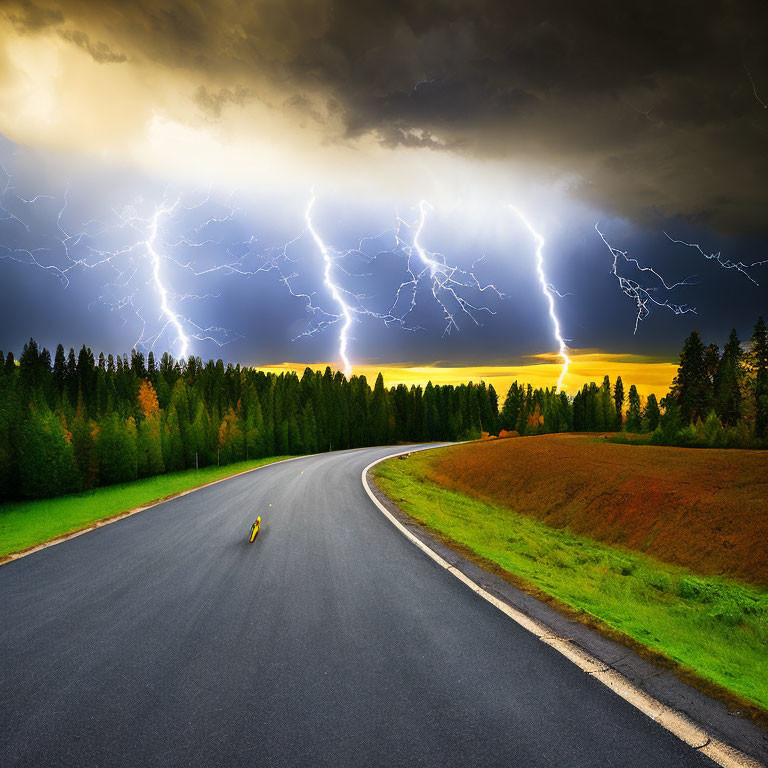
76,345,96,415
600,376,613,430
53,344,67,397
169,379,194,466
487,384,500,435
14,328,766,499
0,400,14,499
501,382,524,432
653,397,682,444
19,408,76,498
19,338,49,400
137,414,165,477
370,373,389,445
243,387,265,459
71,394,96,489
572,389,585,431
589,382,604,430
131,349,146,379
300,402,318,455
613,376,624,429
477,383,498,436
287,415,303,454
703,343,720,412
422,382,439,440
625,385,642,432
643,394,661,431
191,400,215,466
749,317,768,439
714,329,744,427
558,391,572,431
218,407,245,464
66,347,78,406
95,414,138,485
162,406,187,471
671,330,709,424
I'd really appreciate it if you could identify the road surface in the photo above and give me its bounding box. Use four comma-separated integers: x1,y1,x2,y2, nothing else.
1,445,716,767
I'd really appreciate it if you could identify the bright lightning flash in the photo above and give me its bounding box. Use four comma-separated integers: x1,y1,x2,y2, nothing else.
274,194,500,376
304,192,355,377
142,200,190,359
595,224,697,333
0,158,264,358
510,206,570,391
390,200,501,335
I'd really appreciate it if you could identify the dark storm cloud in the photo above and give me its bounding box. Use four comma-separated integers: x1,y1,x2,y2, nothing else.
58,28,127,63
4,1,125,61
194,85,254,118
2,0,768,232
4,0,62,32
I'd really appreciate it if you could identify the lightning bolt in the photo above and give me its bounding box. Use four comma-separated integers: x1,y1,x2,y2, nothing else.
595,224,697,333
0,157,267,358
664,232,768,286
510,206,570,391
9,148,719,380
390,200,501,335
141,199,189,359
304,192,355,377
272,194,501,376
266,191,409,377
82,193,253,358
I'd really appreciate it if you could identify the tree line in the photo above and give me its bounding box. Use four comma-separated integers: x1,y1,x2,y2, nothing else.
660,316,768,447
498,375,661,436
2,316,764,500
0,341,500,499
499,316,768,449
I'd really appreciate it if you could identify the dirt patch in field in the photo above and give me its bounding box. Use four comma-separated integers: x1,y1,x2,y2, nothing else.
423,435,768,587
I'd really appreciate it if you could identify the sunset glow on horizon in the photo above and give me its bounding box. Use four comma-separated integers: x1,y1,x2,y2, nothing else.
253,351,677,399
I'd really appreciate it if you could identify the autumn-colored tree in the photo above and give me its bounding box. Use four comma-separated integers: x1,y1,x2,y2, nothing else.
137,379,160,417
526,403,544,431
5,324,766,503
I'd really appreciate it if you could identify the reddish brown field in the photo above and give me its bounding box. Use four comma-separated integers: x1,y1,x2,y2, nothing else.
424,435,768,586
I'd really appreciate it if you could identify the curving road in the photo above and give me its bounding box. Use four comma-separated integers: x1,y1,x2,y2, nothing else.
1,445,716,767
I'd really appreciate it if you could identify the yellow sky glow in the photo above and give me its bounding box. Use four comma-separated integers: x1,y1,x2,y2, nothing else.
252,352,677,398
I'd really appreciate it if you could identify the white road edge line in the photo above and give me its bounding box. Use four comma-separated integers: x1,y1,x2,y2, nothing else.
2,453,320,566
362,447,763,768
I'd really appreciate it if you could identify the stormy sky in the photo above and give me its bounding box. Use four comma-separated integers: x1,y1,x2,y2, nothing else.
0,0,766,373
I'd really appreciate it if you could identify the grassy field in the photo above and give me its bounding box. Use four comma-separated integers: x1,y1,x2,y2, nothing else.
426,434,768,586
0,456,295,559
373,449,768,712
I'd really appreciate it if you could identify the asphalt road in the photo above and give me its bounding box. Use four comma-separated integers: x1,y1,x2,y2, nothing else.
1,445,716,767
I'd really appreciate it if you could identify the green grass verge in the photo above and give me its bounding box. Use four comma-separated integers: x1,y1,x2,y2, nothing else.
373,452,768,711
0,456,295,558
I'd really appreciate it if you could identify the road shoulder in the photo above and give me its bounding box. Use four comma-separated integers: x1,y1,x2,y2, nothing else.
364,456,768,768
0,454,308,567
